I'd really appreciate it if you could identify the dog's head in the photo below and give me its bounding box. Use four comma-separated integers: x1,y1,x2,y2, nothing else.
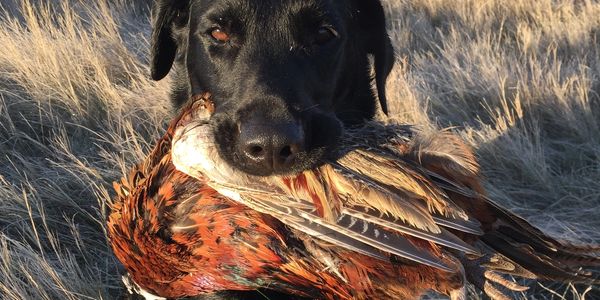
151,0,394,176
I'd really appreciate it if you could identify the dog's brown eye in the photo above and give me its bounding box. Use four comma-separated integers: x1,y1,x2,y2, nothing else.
210,28,230,43
315,26,338,45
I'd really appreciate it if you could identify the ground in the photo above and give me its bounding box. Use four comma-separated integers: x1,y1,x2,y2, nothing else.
0,0,598,299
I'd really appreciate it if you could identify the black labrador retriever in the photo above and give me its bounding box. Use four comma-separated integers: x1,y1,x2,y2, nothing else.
151,0,394,176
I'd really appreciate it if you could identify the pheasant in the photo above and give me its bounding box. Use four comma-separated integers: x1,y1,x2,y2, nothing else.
108,95,469,300
169,94,600,299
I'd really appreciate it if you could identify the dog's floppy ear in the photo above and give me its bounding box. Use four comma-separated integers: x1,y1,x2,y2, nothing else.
150,0,189,81
357,0,395,115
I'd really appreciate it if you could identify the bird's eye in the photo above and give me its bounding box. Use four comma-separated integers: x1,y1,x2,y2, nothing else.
210,28,230,43
314,26,338,45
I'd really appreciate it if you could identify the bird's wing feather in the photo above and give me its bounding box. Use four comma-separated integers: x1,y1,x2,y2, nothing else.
336,149,455,215
331,214,453,272
321,163,440,232
343,207,479,254
287,218,388,261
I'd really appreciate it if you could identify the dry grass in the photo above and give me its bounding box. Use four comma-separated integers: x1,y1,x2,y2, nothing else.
0,0,598,299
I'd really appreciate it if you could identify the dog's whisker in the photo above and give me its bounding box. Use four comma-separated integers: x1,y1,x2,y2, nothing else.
300,104,321,113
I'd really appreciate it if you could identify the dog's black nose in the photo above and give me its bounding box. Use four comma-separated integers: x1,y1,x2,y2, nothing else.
237,120,305,175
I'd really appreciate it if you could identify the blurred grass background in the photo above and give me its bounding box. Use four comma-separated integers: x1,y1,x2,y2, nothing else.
0,0,598,299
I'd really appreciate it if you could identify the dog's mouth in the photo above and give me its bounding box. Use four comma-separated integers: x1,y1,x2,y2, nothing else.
172,95,341,182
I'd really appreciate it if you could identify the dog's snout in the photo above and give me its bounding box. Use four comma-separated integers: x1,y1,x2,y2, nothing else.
237,120,305,175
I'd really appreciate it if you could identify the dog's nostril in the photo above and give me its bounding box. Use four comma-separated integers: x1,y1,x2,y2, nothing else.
279,145,292,158
245,144,266,160
249,145,264,156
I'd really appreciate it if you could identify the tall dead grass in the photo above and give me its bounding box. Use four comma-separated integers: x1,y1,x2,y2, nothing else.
0,0,598,299
0,1,167,298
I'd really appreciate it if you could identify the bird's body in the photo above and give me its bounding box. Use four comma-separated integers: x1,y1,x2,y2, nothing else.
109,95,600,300
107,97,466,299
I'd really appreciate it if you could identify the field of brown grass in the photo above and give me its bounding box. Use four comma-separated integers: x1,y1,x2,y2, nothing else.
0,0,598,299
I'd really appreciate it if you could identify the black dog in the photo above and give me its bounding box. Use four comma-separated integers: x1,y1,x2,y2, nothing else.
151,0,394,177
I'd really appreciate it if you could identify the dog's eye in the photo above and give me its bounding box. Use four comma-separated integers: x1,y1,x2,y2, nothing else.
314,26,338,45
210,28,230,43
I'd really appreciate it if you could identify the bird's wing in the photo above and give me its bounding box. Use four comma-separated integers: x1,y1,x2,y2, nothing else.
332,149,482,233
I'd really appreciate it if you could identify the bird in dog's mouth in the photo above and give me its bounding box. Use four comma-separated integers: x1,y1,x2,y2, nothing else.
171,94,600,300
